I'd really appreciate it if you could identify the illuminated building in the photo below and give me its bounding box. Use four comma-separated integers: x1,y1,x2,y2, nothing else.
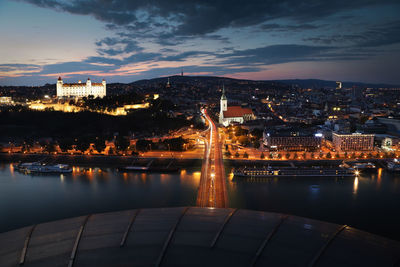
332,132,374,151
263,130,322,151
219,85,255,126
0,96,13,105
336,81,342,89
56,77,106,98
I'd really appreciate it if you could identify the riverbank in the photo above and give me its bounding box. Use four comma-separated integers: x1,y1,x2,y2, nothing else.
224,158,389,168
0,153,202,168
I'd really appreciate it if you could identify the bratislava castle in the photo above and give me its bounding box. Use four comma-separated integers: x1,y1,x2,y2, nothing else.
56,77,106,98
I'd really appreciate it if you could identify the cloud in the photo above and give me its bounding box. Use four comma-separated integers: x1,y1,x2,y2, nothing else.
0,64,42,77
21,0,399,37
217,45,335,65
3,0,399,85
304,20,400,47
260,23,320,32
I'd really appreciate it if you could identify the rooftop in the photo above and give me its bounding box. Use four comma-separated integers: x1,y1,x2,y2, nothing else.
223,106,253,118
0,207,398,266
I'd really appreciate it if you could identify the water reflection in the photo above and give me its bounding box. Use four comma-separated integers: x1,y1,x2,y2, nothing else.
377,168,382,188
0,164,200,233
353,177,359,196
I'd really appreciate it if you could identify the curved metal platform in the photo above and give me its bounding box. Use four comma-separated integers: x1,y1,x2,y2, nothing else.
0,207,399,266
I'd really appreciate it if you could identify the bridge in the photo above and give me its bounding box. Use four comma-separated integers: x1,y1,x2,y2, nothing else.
196,109,228,208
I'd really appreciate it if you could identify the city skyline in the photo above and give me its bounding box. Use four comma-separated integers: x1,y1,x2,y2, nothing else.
1,0,400,85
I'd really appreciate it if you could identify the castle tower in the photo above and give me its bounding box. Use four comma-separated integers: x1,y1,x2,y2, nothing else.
102,79,106,97
86,77,91,87
219,84,228,124
166,77,171,88
56,76,63,98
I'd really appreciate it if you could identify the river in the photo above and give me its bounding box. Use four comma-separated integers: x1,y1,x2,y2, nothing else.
1,163,400,241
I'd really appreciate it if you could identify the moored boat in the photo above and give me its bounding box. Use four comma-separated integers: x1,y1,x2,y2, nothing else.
118,166,180,173
386,159,400,172
351,162,376,172
233,166,357,178
15,162,72,174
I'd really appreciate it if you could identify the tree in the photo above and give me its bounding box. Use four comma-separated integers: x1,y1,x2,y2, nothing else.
277,153,282,159
94,138,106,153
253,140,260,149
243,152,249,158
76,139,90,153
260,152,265,159
250,128,263,139
44,143,56,154
367,153,373,159
235,152,240,158
335,153,340,159
319,152,324,158
225,151,231,157
269,153,274,159
302,152,307,159
58,138,74,152
285,153,290,160
311,153,315,159
359,152,365,159
344,152,348,159
351,152,356,158
115,135,129,152
326,152,332,159
293,153,298,160
238,136,250,146
136,139,153,152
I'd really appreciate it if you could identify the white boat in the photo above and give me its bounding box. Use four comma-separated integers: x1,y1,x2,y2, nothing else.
14,162,41,171
20,163,72,174
387,159,400,172
352,162,376,171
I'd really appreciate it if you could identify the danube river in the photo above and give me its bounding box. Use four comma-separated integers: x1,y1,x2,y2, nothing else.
1,164,400,241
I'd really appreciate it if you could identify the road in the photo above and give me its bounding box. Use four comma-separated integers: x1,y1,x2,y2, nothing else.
196,109,228,208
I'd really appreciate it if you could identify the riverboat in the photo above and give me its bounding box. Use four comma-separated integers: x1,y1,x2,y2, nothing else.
233,166,357,178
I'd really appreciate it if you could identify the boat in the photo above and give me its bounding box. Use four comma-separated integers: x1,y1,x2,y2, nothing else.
16,162,72,174
233,166,357,178
351,162,376,172
117,166,180,173
118,158,180,173
387,159,400,172
13,162,41,171
118,166,149,172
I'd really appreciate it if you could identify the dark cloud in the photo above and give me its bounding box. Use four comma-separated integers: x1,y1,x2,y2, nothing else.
39,61,115,74
0,64,41,73
159,51,213,62
260,23,320,32
22,0,399,37
304,20,400,47
95,37,143,56
217,45,334,65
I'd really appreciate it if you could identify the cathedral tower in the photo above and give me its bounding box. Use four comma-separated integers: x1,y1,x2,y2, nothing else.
219,84,227,124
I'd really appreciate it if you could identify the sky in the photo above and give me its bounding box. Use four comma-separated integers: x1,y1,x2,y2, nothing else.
0,0,400,85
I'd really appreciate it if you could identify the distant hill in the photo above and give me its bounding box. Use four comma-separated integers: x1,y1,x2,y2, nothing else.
131,75,283,87
1,76,398,97
131,76,399,89
269,79,399,89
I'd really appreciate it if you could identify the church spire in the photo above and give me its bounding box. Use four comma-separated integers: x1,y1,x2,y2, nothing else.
221,84,227,100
